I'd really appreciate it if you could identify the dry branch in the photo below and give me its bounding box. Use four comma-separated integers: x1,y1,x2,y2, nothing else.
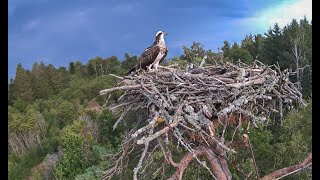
261,154,312,180
100,84,151,95
100,61,306,179
168,146,224,180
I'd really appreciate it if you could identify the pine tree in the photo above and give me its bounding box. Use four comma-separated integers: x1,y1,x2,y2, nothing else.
228,42,253,64
69,62,75,74
11,64,33,102
121,53,138,71
261,23,288,68
241,34,256,58
221,41,231,60
31,62,53,99
47,64,66,94
253,34,265,60
105,56,122,75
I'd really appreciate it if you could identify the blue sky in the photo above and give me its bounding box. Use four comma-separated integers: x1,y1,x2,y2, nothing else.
8,0,312,80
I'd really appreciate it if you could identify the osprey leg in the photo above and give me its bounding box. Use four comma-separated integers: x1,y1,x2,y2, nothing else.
154,61,160,70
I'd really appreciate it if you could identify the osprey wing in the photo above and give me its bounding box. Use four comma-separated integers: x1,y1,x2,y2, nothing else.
125,46,160,75
159,47,168,64
137,46,160,70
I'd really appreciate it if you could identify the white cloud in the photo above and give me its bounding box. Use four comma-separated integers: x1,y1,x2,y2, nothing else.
238,0,312,31
262,0,312,28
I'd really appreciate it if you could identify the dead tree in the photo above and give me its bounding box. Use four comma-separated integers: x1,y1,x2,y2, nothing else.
289,30,311,85
100,60,309,180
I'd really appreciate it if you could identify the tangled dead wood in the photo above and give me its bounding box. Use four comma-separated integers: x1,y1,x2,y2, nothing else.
100,60,307,180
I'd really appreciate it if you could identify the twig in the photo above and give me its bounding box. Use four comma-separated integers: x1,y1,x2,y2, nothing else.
246,134,259,178
133,142,150,180
109,73,124,79
261,154,312,180
113,104,133,130
100,84,151,95
137,118,181,145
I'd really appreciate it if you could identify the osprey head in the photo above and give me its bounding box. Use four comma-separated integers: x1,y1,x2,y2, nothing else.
154,31,168,45
155,30,168,38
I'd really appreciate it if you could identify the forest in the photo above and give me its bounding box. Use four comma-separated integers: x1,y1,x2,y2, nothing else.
8,18,311,179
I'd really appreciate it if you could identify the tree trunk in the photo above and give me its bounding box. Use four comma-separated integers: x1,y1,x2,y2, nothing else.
261,154,312,180
168,146,230,180
168,146,311,180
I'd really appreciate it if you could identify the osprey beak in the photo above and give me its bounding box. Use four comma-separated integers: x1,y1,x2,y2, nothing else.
164,32,168,35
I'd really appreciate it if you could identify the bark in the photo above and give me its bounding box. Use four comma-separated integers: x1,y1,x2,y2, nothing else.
136,118,181,145
168,146,228,180
261,153,312,180
100,84,151,95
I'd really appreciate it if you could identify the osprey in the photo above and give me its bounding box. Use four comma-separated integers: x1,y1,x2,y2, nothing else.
126,30,168,75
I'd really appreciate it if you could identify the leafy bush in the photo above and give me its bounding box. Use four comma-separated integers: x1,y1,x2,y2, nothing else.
54,120,96,179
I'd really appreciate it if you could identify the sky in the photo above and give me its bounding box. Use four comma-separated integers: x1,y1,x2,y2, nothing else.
8,0,312,80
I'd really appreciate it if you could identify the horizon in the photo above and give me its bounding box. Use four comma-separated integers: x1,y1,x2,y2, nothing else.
8,0,312,81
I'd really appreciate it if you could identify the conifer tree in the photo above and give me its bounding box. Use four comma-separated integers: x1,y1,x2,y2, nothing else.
11,63,33,102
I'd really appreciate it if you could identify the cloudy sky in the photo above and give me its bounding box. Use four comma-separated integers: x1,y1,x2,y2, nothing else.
8,0,312,80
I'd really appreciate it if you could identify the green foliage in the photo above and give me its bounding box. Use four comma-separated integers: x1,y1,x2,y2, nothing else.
47,64,70,94
23,105,38,130
272,100,312,179
54,120,96,179
8,146,47,180
97,109,123,147
56,100,79,128
10,63,33,102
31,62,54,99
182,42,206,61
228,43,253,64
301,70,312,98
60,75,117,103
75,145,115,180
73,60,88,77
183,160,218,179
8,106,24,133
42,135,60,154
8,104,38,133
221,41,231,59
228,100,312,179
241,34,255,57
167,56,188,67
12,98,29,113
248,128,275,176
69,62,75,74
105,56,124,75
181,42,207,65
169,42,220,67
74,165,104,180
87,56,124,76
122,53,139,71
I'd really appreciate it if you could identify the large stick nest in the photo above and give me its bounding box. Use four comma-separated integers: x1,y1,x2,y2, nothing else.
100,60,306,179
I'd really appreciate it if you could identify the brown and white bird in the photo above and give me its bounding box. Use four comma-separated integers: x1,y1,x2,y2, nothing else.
126,31,168,75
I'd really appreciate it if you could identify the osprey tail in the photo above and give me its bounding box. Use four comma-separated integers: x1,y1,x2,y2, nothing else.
126,66,137,76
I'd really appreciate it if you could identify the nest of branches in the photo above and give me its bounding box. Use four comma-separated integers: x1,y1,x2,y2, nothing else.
100,60,306,180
